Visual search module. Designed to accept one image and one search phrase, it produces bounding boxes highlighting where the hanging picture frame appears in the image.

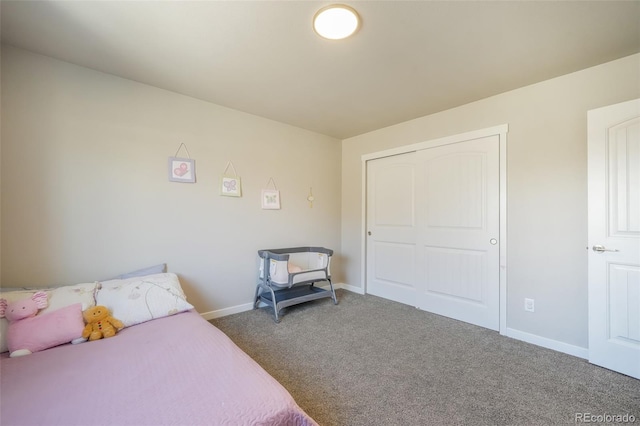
[168,143,196,183]
[221,161,242,197]
[261,190,280,209]
[261,177,281,209]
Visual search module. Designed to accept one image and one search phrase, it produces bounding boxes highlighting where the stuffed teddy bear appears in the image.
[0,292,85,357]
[82,305,124,341]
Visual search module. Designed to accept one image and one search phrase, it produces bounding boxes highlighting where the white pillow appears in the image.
[38,282,99,315]
[96,273,193,328]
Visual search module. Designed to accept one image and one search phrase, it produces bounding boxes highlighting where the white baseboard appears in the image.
[337,282,365,294]
[200,302,254,321]
[201,282,363,320]
[506,327,588,359]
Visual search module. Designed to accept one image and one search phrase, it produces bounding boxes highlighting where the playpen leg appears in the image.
[253,285,261,310]
[327,278,338,305]
[267,286,281,323]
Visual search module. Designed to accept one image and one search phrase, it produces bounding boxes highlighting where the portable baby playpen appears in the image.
[255,247,338,322]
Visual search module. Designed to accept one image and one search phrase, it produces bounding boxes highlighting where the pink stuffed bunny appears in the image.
[0,292,84,357]
[0,291,48,321]
[0,292,48,357]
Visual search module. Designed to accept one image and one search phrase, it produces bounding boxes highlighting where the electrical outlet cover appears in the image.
[524,298,535,312]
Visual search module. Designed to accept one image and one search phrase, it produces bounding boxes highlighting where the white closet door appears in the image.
[415,135,500,331]
[366,152,418,307]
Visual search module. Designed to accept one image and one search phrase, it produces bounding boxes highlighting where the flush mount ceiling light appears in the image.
[313,4,361,40]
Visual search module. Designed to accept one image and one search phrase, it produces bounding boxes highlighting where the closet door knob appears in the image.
[368,231,372,236]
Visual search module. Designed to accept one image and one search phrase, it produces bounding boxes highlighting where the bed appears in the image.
[0,272,317,426]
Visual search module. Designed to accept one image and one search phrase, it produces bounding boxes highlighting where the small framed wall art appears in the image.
[168,157,195,183]
[168,143,196,183]
[261,190,280,209]
[261,177,281,209]
[221,161,242,197]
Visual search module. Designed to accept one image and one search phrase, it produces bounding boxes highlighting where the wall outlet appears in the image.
[524,298,535,312]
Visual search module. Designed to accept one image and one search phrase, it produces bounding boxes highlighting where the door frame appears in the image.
[360,124,509,334]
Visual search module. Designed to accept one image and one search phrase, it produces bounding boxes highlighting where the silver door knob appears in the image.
[592,245,619,253]
[368,231,372,236]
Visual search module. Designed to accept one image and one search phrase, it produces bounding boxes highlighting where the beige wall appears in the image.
[342,54,640,349]
[3,43,639,351]
[0,45,342,314]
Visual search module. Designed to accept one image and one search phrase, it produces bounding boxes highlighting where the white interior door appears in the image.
[416,136,500,331]
[588,98,640,379]
[366,135,500,331]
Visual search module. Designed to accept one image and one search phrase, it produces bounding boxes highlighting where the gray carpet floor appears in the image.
[211,290,640,426]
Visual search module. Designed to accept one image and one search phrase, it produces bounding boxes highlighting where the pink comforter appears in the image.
[0,311,317,426]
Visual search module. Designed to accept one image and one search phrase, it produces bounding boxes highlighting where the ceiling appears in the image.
[1,1,639,139]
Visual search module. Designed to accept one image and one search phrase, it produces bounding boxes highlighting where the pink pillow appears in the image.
[7,303,84,356]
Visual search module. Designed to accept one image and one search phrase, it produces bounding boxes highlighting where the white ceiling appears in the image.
[1,1,639,139]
